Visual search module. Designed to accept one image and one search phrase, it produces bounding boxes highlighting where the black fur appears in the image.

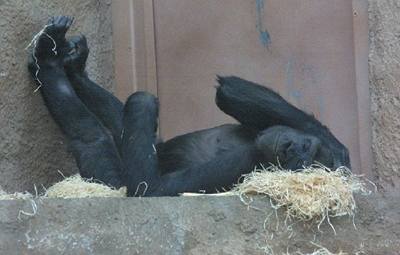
[28,16,350,196]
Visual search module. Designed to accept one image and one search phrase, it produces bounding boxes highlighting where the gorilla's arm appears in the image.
[65,36,124,146]
[215,76,350,168]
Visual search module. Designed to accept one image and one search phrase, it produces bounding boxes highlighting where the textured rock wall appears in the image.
[0,0,114,192]
[369,0,400,190]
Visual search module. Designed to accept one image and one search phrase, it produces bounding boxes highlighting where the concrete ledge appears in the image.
[0,194,399,254]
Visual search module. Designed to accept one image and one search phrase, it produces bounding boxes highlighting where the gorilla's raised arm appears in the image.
[215,76,350,169]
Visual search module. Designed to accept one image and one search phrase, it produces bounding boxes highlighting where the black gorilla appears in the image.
[28,17,350,196]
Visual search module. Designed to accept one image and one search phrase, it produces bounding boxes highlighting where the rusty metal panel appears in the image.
[112,0,370,174]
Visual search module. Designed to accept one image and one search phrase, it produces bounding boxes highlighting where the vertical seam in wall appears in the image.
[129,0,138,92]
[352,0,373,177]
[151,0,162,136]
[350,0,362,174]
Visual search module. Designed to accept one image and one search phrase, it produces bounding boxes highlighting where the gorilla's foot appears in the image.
[28,16,74,88]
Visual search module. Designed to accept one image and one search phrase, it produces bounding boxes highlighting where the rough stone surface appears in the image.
[369,0,400,190]
[0,194,399,255]
[0,0,114,192]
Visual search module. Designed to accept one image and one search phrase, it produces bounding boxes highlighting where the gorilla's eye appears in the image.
[302,139,311,151]
[281,141,292,157]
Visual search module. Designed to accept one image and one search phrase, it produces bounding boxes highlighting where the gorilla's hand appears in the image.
[63,35,89,74]
[329,143,350,170]
[28,16,73,77]
[312,125,351,170]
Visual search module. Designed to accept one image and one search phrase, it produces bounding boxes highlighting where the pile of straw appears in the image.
[43,175,127,199]
[0,174,127,200]
[234,164,368,222]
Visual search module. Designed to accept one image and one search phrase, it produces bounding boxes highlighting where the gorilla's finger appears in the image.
[61,16,69,27]
[68,35,82,44]
[54,16,63,25]
[67,35,88,52]
[47,16,55,25]
[62,54,75,65]
[77,35,88,48]
[80,34,87,44]
[66,16,74,29]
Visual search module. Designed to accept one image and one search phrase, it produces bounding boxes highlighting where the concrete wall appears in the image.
[1,195,399,254]
[369,0,400,190]
[0,0,114,192]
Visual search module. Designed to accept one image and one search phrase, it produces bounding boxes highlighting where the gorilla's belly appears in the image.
[156,124,258,174]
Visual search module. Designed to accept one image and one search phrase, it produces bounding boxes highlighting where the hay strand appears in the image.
[0,187,34,200]
[26,23,58,92]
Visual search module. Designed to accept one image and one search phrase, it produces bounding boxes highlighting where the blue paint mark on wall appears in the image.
[285,59,294,93]
[285,59,302,105]
[255,0,271,47]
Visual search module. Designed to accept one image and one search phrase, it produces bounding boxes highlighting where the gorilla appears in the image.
[27,16,350,196]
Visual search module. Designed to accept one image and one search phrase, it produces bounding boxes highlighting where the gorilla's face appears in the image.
[274,128,322,169]
[256,126,337,170]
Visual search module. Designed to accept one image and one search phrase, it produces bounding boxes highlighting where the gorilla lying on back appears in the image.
[28,17,350,196]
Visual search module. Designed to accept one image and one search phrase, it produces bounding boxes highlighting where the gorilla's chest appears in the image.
[156,124,258,174]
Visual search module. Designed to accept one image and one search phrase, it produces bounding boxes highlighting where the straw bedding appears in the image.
[43,174,127,198]
[234,164,368,221]
[0,174,126,200]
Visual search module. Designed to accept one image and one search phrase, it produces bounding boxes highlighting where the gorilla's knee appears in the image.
[124,91,159,115]
[126,91,157,105]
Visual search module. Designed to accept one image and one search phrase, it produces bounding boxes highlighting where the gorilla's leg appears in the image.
[120,92,161,196]
[149,144,260,196]
[65,36,124,147]
[28,16,123,187]
[215,76,350,168]
[43,78,123,187]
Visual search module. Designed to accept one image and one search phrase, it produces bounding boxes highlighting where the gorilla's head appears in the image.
[255,125,348,170]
